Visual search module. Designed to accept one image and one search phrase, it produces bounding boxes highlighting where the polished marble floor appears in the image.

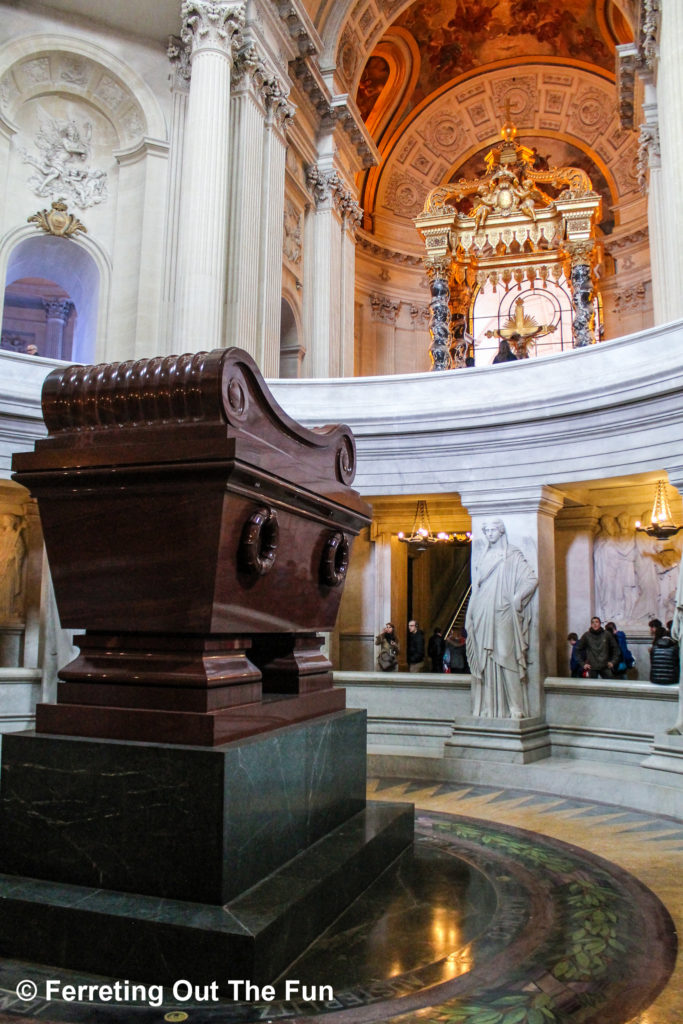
[0,779,679,1024]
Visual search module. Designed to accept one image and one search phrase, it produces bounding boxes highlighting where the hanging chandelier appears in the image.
[398,500,471,551]
[635,480,683,539]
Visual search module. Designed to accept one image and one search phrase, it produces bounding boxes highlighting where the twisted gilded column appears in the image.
[567,242,597,347]
[424,257,453,370]
[174,1,244,352]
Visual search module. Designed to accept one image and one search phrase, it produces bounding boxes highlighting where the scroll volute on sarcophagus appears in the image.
[12,348,371,637]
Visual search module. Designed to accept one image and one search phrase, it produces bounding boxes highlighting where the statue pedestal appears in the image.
[445,715,551,765]
[641,731,683,775]
[0,711,414,985]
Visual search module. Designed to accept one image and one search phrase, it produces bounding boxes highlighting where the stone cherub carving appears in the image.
[466,519,538,719]
[23,115,107,209]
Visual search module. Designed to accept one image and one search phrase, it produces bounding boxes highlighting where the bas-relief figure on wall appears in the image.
[594,510,682,627]
[22,115,108,209]
[668,552,683,736]
[0,513,27,621]
[466,519,538,719]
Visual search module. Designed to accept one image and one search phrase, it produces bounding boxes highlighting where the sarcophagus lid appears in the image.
[13,348,371,635]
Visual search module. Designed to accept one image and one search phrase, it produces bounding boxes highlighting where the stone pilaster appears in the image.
[222,40,294,373]
[161,35,192,350]
[555,505,600,672]
[174,1,245,352]
[303,164,359,377]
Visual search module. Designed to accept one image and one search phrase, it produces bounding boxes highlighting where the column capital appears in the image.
[637,120,661,193]
[42,298,74,321]
[555,504,601,532]
[461,485,565,520]
[167,34,192,92]
[231,43,295,128]
[180,1,245,60]
[305,165,360,224]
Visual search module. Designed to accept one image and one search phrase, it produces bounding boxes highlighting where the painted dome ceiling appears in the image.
[348,0,636,250]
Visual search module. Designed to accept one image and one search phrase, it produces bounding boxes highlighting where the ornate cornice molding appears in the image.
[355,232,423,267]
[273,0,320,58]
[180,1,245,59]
[305,165,361,226]
[604,226,649,253]
[292,59,377,169]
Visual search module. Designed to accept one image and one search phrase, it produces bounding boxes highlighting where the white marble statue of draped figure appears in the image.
[466,519,538,719]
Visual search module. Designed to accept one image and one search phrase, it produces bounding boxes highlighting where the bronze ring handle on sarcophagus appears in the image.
[321,531,350,587]
[240,506,280,575]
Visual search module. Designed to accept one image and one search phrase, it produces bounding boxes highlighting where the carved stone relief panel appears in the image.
[0,511,27,623]
[594,511,682,627]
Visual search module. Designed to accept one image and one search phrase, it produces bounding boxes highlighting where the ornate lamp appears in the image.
[398,500,471,551]
[635,479,683,539]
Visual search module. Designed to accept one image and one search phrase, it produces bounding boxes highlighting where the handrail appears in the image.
[445,583,472,638]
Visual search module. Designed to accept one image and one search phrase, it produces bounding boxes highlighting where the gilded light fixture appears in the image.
[398,500,471,551]
[635,480,683,539]
[415,115,603,370]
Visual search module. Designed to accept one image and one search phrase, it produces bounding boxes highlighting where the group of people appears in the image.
[568,616,679,684]
[375,620,469,674]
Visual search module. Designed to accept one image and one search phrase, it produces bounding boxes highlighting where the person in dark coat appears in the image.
[576,617,621,679]
[649,619,680,685]
[407,620,425,672]
[567,632,583,677]
[427,628,446,673]
[605,621,635,679]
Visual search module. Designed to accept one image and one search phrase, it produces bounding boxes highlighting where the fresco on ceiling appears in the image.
[450,137,615,235]
[357,56,391,121]
[393,0,613,110]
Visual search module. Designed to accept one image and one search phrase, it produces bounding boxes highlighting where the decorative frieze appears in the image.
[614,283,647,314]
[355,232,423,267]
[291,59,376,168]
[369,292,401,324]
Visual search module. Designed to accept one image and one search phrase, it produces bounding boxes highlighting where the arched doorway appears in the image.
[2,235,99,363]
[279,297,304,378]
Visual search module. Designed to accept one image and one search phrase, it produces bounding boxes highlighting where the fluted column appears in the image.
[339,200,362,377]
[655,0,683,322]
[223,48,293,374]
[303,166,359,378]
[161,35,192,351]
[174,1,244,352]
[42,298,73,359]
